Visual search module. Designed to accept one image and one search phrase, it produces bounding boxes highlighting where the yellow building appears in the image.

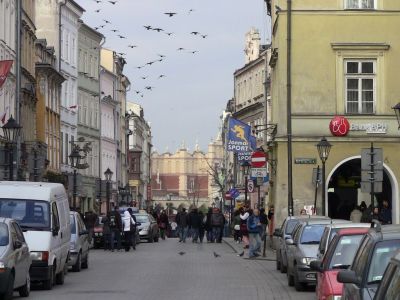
[269,0,400,224]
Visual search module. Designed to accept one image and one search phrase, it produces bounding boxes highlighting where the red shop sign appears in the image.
[329,116,350,137]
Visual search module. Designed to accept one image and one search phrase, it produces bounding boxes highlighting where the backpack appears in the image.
[109,214,117,228]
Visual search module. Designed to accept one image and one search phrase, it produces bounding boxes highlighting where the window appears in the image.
[345,60,375,114]
[381,265,400,300]
[345,0,375,9]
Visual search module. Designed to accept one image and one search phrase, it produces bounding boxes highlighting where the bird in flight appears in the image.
[99,25,106,28]
[108,1,117,4]
[94,27,100,30]
[189,50,199,54]
[188,9,195,14]
[128,45,137,48]
[177,48,185,51]
[158,59,163,62]
[145,86,154,90]
[158,54,166,58]
[201,35,208,39]
[143,25,152,30]
[146,61,155,66]
[94,0,102,3]
[134,90,141,94]
[165,32,174,36]
[158,75,166,79]
[118,52,126,56]
[117,35,126,39]
[152,28,164,32]
[164,12,177,17]
[141,76,147,80]
[95,9,101,13]
[111,29,118,32]
[191,32,200,35]
[103,19,111,24]
[136,66,143,69]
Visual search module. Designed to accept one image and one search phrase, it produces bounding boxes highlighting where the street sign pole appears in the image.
[370,143,375,212]
[313,165,320,215]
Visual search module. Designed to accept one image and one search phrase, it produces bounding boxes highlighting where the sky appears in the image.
[79,0,270,153]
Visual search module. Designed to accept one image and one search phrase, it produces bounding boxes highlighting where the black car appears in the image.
[338,223,400,300]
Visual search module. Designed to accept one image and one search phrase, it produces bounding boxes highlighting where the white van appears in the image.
[0,182,71,290]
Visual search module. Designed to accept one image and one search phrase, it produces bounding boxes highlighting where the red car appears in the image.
[310,227,369,300]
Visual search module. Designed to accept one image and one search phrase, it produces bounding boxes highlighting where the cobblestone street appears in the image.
[20,238,315,300]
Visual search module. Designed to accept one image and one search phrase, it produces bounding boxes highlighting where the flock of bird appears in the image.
[89,0,208,100]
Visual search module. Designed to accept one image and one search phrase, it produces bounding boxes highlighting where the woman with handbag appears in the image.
[122,210,136,251]
[239,207,250,249]
[158,210,169,240]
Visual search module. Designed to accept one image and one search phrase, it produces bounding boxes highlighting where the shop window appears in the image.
[345,0,375,9]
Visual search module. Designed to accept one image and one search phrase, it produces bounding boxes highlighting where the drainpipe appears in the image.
[15,0,21,180]
[287,0,293,216]
[98,36,105,212]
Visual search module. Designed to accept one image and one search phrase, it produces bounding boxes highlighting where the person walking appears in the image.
[84,210,97,246]
[127,208,137,250]
[198,211,205,243]
[350,205,362,223]
[158,210,169,240]
[247,209,262,258]
[188,208,202,243]
[240,207,250,249]
[380,200,392,225]
[259,208,268,242]
[176,208,189,243]
[210,208,225,243]
[233,210,242,243]
[205,208,213,242]
[122,210,136,251]
[108,206,122,252]
[267,205,275,247]
[102,215,111,251]
[170,220,178,238]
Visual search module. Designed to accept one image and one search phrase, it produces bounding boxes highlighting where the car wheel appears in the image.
[148,234,154,243]
[154,235,159,242]
[81,254,89,269]
[280,254,287,273]
[276,251,281,270]
[72,253,82,272]
[55,267,65,285]
[294,268,304,291]
[287,269,294,287]
[0,271,14,300]
[18,272,30,297]
[43,265,54,290]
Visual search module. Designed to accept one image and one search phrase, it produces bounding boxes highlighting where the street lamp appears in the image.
[392,103,400,129]
[2,116,22,181]
[241,161,251,206]
[316,137,332,216]
[69,147,82,211]
[104,167,113,214]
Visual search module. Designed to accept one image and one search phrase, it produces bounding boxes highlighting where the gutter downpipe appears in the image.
[98,35,106,212]
[15,0,21,180]
[287,0,293,216]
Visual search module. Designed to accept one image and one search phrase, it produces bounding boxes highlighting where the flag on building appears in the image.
[0,60,13,89]
[0,106,9,124]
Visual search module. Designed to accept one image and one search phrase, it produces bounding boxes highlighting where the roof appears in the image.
[337,227,370,236]
[369,224,400,241]
[304,219,333,226]
[327,222,371,229]
[0,181,66,200]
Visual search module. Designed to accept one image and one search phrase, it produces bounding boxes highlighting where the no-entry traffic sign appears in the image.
[251,151,267,168]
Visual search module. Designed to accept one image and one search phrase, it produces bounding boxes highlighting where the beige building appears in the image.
[151,137,224,209]
[269,0,400,225]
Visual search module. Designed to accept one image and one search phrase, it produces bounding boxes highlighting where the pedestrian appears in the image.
[206,208,213,242]
[361,204,373,223]
[210,208,225,243]
[350,205,362,223]
[158,210,169,240]
[188,208,202,243]
[380,200,392,225]
[176,207,189,243]
[107,206,122,252]
[233,210,242,243]
[170,220,178,238]
[84,210,97,245]
[127,208,137,250]
[122,210,136,251]
[372,206,380,222]
[240,207,250,249]
[247,209,262,258]
[198,211,205,243]
[300,208,307,215]
[259,208,268,242]
[102,215,111,251]
[267,205,275,247]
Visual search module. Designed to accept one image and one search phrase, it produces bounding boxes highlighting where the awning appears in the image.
[0,60,13,89]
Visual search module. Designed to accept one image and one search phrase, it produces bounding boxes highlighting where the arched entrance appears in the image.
[326,156,398,223]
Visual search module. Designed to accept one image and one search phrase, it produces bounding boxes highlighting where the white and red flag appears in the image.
[0,60,13,89]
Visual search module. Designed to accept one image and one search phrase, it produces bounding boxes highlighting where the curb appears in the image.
[223,238,239,253]
[223,239,277,261]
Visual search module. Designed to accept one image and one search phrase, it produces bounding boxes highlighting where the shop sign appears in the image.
[295,158,317,164]
[329,116,350,136]
[350,123,388,134]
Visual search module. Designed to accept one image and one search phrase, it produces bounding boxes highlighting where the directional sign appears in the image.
[251,151,267,168]
[251,168,268,178]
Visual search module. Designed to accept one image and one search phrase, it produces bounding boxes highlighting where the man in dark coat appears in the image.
[176,208,189,243]
[107,206,122,251]
[210,208,225,243]
[380,200,392,225]
[188,208,202,243]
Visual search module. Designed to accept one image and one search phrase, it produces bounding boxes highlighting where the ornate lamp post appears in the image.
[104,168,113,214]
[241,161,251,207]
[316,137,332,216]
[2,116,22,181]
[69,147,82,211]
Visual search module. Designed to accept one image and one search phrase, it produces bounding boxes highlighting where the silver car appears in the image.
[286,218,333,291]
[134,213,159,243]
[68,212,89,272]
[0,217,31,299]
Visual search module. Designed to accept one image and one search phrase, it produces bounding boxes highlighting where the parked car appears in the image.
[0,182,71,290]
[286,218,333,291]
[68,212,90,272]
[373,249,400,300]
[93,215,106,249]
[311,227,369,300]
[134,213,159,243]
[338,223,400,300]
[0,218,31,299]
[317,222,369,260]
[274,215,330,273]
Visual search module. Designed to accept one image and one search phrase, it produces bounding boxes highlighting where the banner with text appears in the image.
[227,118,256,163]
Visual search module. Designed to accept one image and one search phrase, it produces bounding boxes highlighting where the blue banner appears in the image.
[227,118,254,153]
[237,135,256,163]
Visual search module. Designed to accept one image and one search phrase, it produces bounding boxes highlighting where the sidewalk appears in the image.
[223,237,276,261]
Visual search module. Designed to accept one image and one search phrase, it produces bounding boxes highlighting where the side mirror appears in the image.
[337,270,361,286]
[79,230,89,236]
[273,229,282,237]
[285,238,295,245]
[13,240,23,249]
[52,228,59,237]
[310,260,323,272]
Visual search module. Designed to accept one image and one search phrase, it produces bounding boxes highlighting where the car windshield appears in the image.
[367,240,400,284]
[0,223,9,246]
[135,215,149,223]
[300,225,325,244]
[329,234,364,270]
[70,214,76,234]
[0,199,50,230]
[285,220,299,235]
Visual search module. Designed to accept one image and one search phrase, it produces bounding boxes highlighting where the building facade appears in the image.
[269,0,400,225]
[127,102,152,209]
[77,21,102,213]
